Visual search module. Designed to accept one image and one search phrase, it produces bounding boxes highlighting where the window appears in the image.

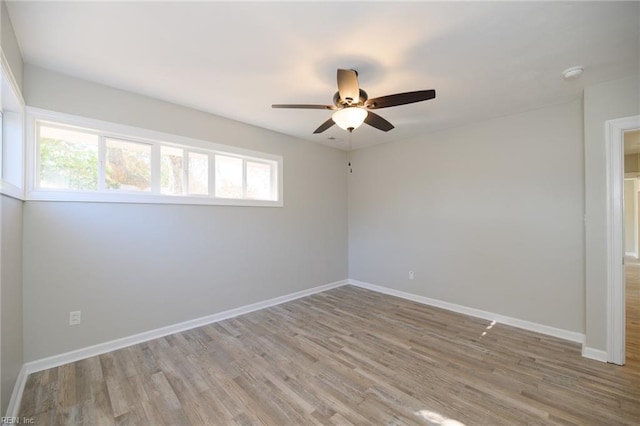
[0,105,24,199]
[246,160,273,200]
[28,109,282,206]
[214,154,275,200]
[37,125,99,191]
[161,146,184,195]
[1,63,26,198]
[105,138,151,191]
[215,154,243,199]
[188,151,209,195]
[161,147,210,196]
[2,111,26,194]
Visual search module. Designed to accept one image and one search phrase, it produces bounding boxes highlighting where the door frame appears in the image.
[623,177,638,258]
[606,114,640,365]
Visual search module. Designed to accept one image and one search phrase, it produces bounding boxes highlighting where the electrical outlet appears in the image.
[409,270,415,280]
[69,310,81,326]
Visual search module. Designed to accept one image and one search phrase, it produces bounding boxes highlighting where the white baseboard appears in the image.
[625,251,638,258]
[582,346,609,362]
[348,279,586,345]
[4,365,27,418]
[24,279,348,375]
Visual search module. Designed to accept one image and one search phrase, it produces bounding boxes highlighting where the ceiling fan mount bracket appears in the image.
[333,89,368,108]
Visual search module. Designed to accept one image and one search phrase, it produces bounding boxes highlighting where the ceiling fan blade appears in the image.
[337,69,359,104]
[365,89,436,109]
[272,104,335,110]
[364,111,394,132]
[313,117,335,134]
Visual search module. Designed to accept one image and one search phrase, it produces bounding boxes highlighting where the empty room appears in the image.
[0,1,639,425]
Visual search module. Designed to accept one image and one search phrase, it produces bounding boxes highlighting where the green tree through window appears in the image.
[39,136,98,190]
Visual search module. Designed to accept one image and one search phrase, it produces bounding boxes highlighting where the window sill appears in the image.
[26,190,283,207]
[1,182,25,201]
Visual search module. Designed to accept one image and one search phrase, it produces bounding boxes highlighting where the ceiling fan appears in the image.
[272,69,436,134]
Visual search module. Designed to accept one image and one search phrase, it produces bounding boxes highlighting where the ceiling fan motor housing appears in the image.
[333,89,368,107]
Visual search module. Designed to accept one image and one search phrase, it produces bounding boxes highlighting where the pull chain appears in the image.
[348,132,353,173]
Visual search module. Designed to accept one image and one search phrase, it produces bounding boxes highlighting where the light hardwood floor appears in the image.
[19,286,640,425]
[626,259,640,370]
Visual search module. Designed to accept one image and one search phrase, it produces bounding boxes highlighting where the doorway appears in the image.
[606,115,640,365]
[623,130,640,369]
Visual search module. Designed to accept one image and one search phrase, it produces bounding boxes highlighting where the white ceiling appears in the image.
[6,1,640,151]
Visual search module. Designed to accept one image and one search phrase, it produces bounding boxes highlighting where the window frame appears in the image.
[26,108,283,207]
[35,121,101,193]
[103,136,153,193]
[0,52,26,200]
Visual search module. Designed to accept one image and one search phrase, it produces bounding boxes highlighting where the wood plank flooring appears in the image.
[19,286,640,425]
[626,260,640,369]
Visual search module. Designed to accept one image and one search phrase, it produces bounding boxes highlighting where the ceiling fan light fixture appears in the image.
[332,107,368,132]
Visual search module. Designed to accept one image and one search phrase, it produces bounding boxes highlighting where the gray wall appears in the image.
[1,0,22,92]
[349,100,585,333]
[584,75,640,351]
[0,0,24,414]
[23,66,348,361]
[1,195,23,413]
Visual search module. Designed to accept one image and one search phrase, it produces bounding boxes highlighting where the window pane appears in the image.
[246,161,272,200]
[3,112,25,189]
[105,138,151,191]
[38,125,99,190]
[215,155,242,198]
[188,152,208,195]
[161,146,184,195]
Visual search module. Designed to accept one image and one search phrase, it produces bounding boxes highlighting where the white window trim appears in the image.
[1,180,24,200]
[26,107,283,207]
[0,49,26,201]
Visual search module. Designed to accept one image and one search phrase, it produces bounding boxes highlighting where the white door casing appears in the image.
[606,115,640,365]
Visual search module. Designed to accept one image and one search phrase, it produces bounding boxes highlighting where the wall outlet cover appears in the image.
[69,310,81,326]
